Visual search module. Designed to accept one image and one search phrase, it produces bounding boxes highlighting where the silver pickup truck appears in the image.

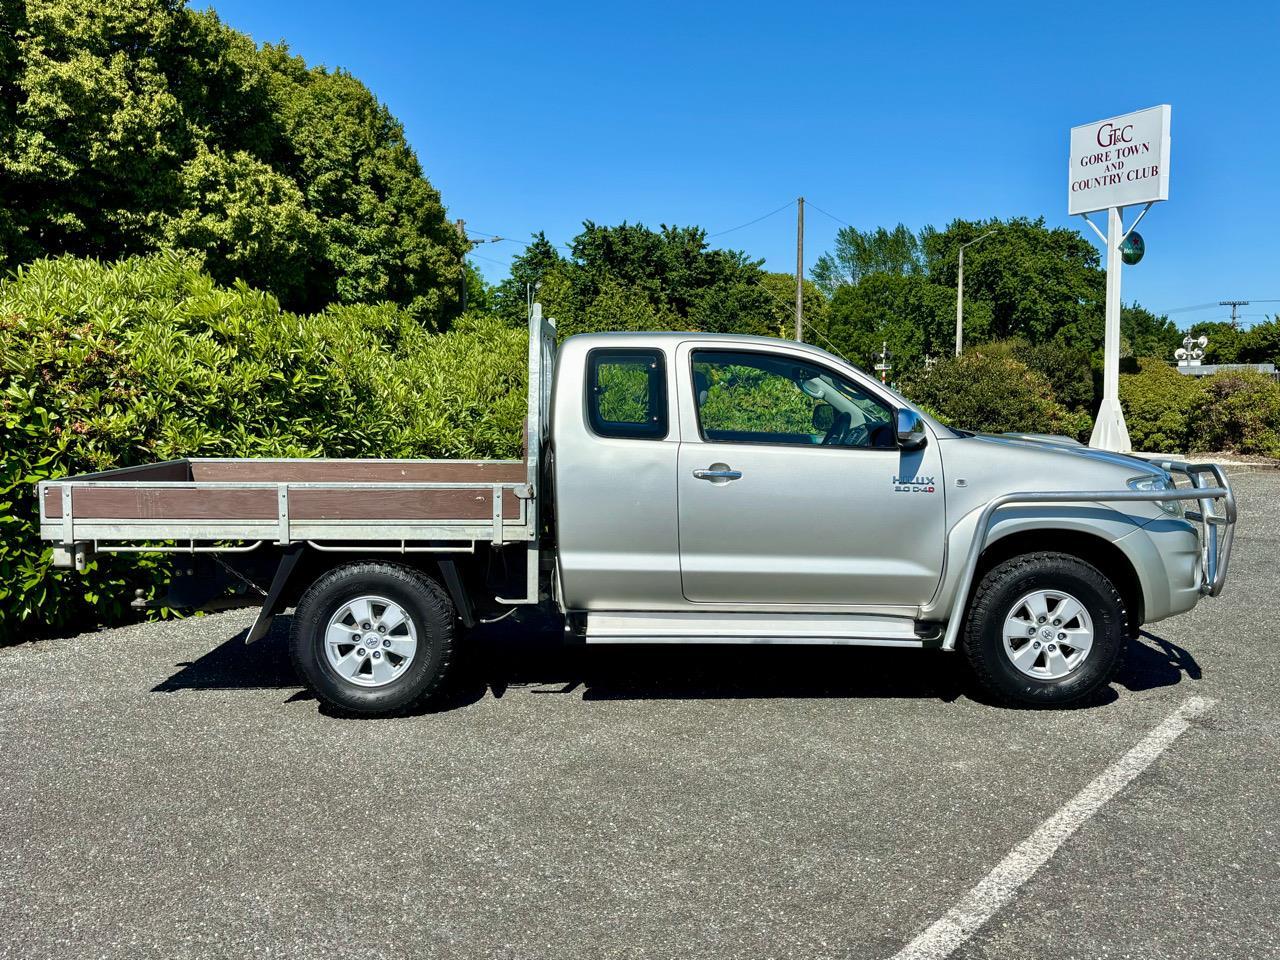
[39,306,1236,714]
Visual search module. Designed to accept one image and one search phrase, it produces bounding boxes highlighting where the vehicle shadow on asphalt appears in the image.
[1119,629,1203,690]
[152,615,1202,715]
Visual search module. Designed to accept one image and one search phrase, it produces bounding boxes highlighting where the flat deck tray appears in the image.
[40,458,532,540]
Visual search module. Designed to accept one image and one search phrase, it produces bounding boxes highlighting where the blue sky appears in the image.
[207,0,1279,328]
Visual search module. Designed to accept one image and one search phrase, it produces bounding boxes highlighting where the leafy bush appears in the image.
[905,351,1089,439]
[1192,370,1280,457]
[0,254,525,642]
[1006,339,1097,414]
[1118,358,1204,453]
[1120,360,1280,455]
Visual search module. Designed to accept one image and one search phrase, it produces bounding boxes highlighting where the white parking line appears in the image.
[891,695,1216,960]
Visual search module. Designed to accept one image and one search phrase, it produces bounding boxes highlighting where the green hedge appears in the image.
[0,254,525,642]
[912,348,1280,456]
[1118,358,1205,453]
[1120,359,1280,456]
[1193,369,1280,457]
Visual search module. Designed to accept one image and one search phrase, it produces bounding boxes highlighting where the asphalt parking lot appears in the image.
[2,471,1278,960]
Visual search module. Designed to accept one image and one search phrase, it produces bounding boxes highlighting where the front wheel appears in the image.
[289,562,456,716]
[963,552,1127,708]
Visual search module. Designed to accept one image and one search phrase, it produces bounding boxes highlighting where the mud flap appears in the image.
[245,545,304,644]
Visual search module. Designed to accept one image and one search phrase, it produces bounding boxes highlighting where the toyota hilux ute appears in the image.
[39,306,1236,714]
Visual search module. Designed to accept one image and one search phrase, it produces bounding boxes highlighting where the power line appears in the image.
[1162,302,1222,315]
[705,199,796,238]
[466,233,538,250]
[470,202,799,257]
[470,197,803,259]
[754,282,854,363]
[467,252,510,268]
[1160,298,1280,315]
[804,200,855,229]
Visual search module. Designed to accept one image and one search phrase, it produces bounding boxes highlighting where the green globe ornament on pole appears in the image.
[1120,231,1145,265]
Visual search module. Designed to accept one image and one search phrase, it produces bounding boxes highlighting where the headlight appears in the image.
[1128,474,1183,516]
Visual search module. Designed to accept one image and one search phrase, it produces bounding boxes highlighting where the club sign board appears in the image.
[1068,105,1170,215]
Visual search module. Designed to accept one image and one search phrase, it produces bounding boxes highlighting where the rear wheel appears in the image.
[963,552,1127,707]
[289,562,455,716]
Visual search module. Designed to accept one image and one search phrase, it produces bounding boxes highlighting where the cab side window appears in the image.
[587,349,668,440]
[691,350,894,448]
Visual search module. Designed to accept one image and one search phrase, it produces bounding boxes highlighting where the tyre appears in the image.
[962,552,1127,708]
[289,562,456,717]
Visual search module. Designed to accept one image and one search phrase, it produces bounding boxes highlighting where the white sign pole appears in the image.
[1068,105,1170,453]
[1090,205,1130,451]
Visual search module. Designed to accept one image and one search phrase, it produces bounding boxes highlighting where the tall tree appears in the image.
[499,222,773,339]
[493,233,564,324]
[0,0,464,323]
[1119,303,1181,360]
[824,272,956,372]
[1239,316,1280,364]
[811,223,925,294]
[813,216,1129,372]
[922,217,1103,347]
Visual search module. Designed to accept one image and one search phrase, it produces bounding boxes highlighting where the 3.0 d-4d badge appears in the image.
[893,474,936,493]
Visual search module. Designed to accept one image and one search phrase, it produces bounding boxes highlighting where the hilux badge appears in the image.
[893,474,936,493]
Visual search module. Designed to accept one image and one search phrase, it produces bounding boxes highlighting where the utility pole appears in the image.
[955,229,996,356]
[454,218,503,315]
[954,249,962,356]
[795,197,805,342]
[455,219,467,312]
[1220,300,1249,329]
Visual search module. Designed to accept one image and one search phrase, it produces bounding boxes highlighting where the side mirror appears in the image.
[811,404,835,433]
[896,409,928,450]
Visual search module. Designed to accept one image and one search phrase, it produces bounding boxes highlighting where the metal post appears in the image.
[456,219,467,313]
[1088,205,1131,452]
[795,197,804,342]
[954,229,995,357]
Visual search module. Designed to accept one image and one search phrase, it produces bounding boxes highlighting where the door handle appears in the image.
[692,466,742,482]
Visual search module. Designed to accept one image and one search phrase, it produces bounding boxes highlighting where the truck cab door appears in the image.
[675,346,945,608]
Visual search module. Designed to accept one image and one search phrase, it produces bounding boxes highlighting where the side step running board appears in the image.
[583,611,927,647]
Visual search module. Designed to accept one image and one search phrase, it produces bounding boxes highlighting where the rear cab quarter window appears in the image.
[586,348,669,440]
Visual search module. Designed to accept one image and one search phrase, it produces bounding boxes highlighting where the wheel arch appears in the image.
[975,529,1144,637]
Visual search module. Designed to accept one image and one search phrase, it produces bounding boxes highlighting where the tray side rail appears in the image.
[38,476,535,566]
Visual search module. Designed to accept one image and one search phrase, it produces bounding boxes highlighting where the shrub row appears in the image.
[0,254,525,642]
[1120,358,1280,456]
[904,345,1280,457]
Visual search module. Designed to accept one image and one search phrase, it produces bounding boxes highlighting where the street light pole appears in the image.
[955,229,996,356]
[795,197,805,342]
